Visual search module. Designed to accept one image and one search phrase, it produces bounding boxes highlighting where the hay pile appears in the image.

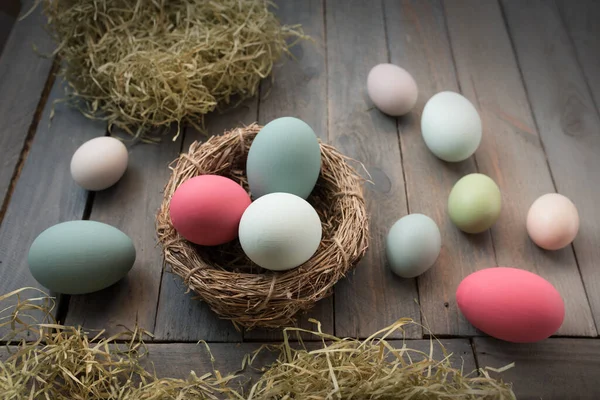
[247,320,516,399]
[36,0,305,140]
[0,289,515,399]
[0,288,237,399]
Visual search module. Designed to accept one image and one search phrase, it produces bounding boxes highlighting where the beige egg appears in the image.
[70,136,129,191]
[367,63,418,116]
[526,193,579,250]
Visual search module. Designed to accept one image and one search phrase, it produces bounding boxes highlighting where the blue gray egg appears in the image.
[385,213,442,278]
[28,220,136,294]
[246,117,321,199]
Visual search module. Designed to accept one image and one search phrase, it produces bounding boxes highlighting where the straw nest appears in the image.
[156,124,369,329]
[36,0,305,140]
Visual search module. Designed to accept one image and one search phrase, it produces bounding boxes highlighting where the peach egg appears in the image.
[526,193,579,250]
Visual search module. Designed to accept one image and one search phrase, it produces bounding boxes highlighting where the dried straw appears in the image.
[0,289,516,399]
[35,0,305,140]
[0,288,238,399]
[156,124,370,330]
[245,319,517,399]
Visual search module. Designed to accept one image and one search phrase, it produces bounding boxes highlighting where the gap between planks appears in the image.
[500,0,600,335]
[0,0,57,224]
[439,0,596,337]
[0,59,58,224]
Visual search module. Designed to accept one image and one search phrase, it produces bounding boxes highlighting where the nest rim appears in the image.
[156,124,369,329]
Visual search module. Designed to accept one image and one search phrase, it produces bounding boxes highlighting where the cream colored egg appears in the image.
[367,63,418,116]
[421,91,482,162]
[70,136,129,191]
[527,193,579,250]
[238,192,322,271]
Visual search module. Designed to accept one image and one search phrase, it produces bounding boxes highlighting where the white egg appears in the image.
[421,91,482,162]
[70,136,129,191]
[367,63,418,116]
[238,192,322,271]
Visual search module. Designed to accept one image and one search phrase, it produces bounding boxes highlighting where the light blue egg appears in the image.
[247,117,321,199]
[385,214,441,278]
[28,220,136,294]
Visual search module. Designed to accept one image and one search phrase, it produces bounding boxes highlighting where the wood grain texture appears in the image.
[65,130,181,337]
[152,100,258,342]
[145,338,476,380]
[327,0,420,339]
[0,0,55,210]
[556,0,600,115]
[0,339,475,395]
[383,0,496,337]
[154,247,243,342]
[145,342,273,396]
[186,98,260,149]
[443,0,596,336]
[0,11,16,58]
[474,337,600,399]
[0,1,20,17]
[245,0,332,341]
[0,79,105,335]
[502,0,600,334]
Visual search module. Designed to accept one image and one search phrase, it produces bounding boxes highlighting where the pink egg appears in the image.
[169,175,251,246]
[367,63,418,116]
[456,267,564,343]
[527,193,579,250]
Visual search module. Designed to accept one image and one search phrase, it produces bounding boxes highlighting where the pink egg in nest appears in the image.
[169,175,251,246]
[456,267,565,343]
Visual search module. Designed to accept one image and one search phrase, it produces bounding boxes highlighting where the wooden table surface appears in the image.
[1,0,599,398]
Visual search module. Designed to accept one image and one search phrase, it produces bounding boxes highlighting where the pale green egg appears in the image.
[247,117,321,199]
[448,173,502,234]
[385,214,442,278]
[28,220,136,294]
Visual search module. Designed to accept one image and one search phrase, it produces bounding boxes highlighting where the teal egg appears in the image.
[385,214,442,278]
[247,117,321,199]
[28,220,136,294]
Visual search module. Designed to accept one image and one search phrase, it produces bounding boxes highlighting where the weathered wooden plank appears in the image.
[0,79,105,335]
[256,0,326,128]
[556,0,600,115]
[65,131,181,337]
[144,342,270,395]
[152,100,258,342]
[0,0,20,17]
[245,0,331,341]
[0,11,15,58]
[383,0,496,337]
[327,0,420,339]
[0,0,55,213]
[474,337,600,399]
[502,0,600,333]
[0,339,475,396]
[145,339,476,382]
[443,0,596,336]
